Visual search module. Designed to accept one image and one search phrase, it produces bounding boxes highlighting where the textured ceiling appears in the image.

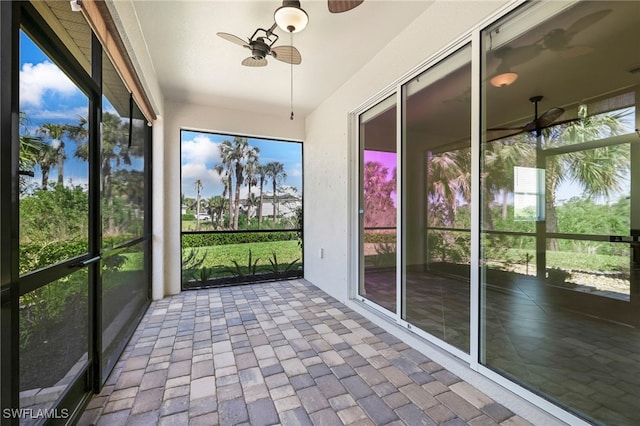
[131,0,433,119]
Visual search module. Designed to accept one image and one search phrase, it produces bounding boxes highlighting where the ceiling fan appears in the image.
[539,9,611,58]
[489,9,610,84]
[328,0,364,13]
[217,23,301,67]
[487,96,577,141]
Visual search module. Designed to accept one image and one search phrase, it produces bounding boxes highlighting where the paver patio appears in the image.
[79,279,535,426]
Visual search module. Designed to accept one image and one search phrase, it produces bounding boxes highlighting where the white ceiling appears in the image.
[131,0,433,119]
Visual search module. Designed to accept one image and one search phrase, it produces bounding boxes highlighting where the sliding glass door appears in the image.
[358,95,397,313]
[402,45,472,353]
[355,1,639,424]
[480,2,639,424]
[17,9,97,420]
[2,2,152,422]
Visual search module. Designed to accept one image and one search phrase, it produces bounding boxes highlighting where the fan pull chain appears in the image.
[290,31,294,120]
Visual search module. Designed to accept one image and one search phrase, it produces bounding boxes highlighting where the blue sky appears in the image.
[20,30,139,192]
[181,130,303,200]
[20,30,90,190]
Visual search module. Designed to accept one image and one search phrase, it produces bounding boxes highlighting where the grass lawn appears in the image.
[492,248,628,273]
[183,240,302,279]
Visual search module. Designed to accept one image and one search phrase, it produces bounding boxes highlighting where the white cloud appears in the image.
[29,106,87,121]
[182,163,222,198]
[288,162,302,177]
[182,134,221,163]
[20,61,78,107]
[181,135,225,198]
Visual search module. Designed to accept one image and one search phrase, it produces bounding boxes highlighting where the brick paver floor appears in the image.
[79,279,533,426]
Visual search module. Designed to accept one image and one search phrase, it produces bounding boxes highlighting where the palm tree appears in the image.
[264,161,286,224]
[245,160,259,203]
[426,148,471,227]
[206,196,225,228]
[37,123,68,186]
[18,112,45,194]
[194,179,203,231]
[214,163,231,228]
[481,110,629,275]
[73,112,130,200]
[481,138,535,225]
[363,161,396,228]
[219,137,260,230]
[246,193,260,221]
[35,144,58,190]
[544,111,629,239]
[256,164,267,227]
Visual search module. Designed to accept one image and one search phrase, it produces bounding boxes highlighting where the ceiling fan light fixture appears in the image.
[490,71,518,88]
[275,1,308,33]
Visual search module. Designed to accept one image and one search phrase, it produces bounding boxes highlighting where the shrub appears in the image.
[182,231,296,248]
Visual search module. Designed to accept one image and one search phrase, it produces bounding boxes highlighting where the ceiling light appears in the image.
[490,71,518,88]
[274,1,309,33]
[70,0,82,12]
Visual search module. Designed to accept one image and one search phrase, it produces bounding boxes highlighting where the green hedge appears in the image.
[182,231,297,248]
[364,233,396,244]
[20,236,140,274]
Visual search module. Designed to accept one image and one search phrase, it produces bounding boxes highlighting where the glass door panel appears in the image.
[402,45,471,353]
[19,270,88,417]
[101,242,147,378]
[100,51,150,383]
[17,20,94,423]
[19,30,90,273]
[480,2,640,424]
[359,95,397,313]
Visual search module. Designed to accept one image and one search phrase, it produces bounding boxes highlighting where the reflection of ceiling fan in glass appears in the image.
[487,96,578,141]
[489,9,611,87]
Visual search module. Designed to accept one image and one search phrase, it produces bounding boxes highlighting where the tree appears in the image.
[37,123,68,186]
[18,112,46,194]
[264,161,286,224]
[246,193,259,220]
[73,112,130,234]
[219,137,260,230]
[35,144,58,191]
[426,148,471,227]
[215,157,232,228]
[544,111,629,239]
[194,179,203,231]
[256,164,267,227]
[363,161,395,228]
[205,196,225,228]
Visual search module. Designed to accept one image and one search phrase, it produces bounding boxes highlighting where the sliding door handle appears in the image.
[71,255,101,268]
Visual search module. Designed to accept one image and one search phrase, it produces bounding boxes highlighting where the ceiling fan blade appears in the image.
[494,44,542,67]
[242,57,267,67]
[486,129,525,143]
[328,0,364,13]
[217,32,249,48]
[558,45,593,58]
[271,45,302,65]
[488,126,526,131]
[528,107,565,131]
[567,9,611,36]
